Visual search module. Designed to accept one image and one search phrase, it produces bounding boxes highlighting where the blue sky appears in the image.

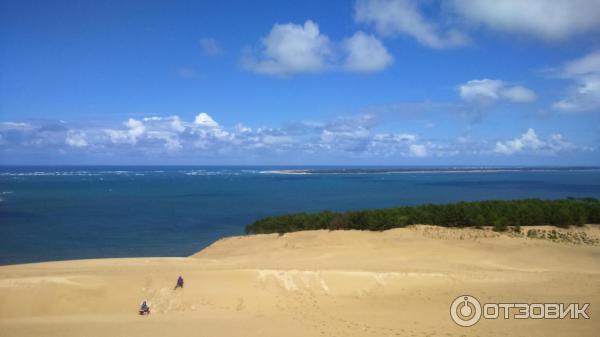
[1,0,599,165]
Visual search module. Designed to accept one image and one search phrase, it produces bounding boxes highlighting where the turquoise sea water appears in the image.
[1,166,600,265]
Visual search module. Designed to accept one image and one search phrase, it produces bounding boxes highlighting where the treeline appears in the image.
[245,198,600,234]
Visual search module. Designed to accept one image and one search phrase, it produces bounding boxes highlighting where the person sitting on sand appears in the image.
[139,300,150,315]
[175,275,184,289]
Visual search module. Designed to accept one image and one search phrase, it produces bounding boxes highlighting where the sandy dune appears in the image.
[1,225,599,337]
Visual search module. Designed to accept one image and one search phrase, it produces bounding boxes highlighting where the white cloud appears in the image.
[317,115,375,150]
[245,20,393,75]
[146,131,182,151]
[234,123,252,134]
[199,38,222,56]
[244,20,332,75]
[107,118,146,145]
[342,31,393,72]
[194,112,219,128]
[0,114,584,161]
[355,0,469,48]
[125,118,145,137]
[190,113,234,147]
[500,86,538,103]
[169,116,186,133]
[552,50,600,113]
[451,0,600,41]
[105,113,230,151]
[0,122,31,130]
[353,1,600,48]
[494,128,574,155]
[373,133,416,143]
[366,132,424,158]
[562,50,600,77]
[261,134,295,145]
[459,79,537,104]
[320,128,369,143]
[409,143,427,157]
[553,77,600,112]
[65,131,88,147]
[143,116,186,133]
[459,79,503,101]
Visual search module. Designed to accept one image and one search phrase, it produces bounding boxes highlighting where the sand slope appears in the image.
[1,225,599,337]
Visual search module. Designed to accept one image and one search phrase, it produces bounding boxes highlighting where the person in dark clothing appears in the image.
[175,275,184,289]
[139,300,150,315]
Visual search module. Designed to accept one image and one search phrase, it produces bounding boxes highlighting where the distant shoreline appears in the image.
[264,166,600,175]
[2,165,600,177]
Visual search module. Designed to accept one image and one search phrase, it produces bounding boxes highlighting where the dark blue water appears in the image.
[1,166,600,265]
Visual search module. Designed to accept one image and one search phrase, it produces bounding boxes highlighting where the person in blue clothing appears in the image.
[175,275,184,289]
[139,300,150,315]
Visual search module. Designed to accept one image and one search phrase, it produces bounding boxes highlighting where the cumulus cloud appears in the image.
[342,31,393,72]
[552,50,600,113]
[103,113,233,151]
[107,118,146,145]
[408,144,427,157]
[451,0,600,41]
[65,131,88,147]
[146,131,182,151]
[194,112,219,128]
[244,20,332,75]
[494,128,575,155]
[169,116,185,132]
[355,0,469,48]
[459,79,537,104]
[244,20,392,75]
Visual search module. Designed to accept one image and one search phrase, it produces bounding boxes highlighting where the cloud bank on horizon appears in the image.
[0,111,586,165]
[0,0,599,165]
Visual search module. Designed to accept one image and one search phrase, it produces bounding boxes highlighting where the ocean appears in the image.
[1,166,600,265]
